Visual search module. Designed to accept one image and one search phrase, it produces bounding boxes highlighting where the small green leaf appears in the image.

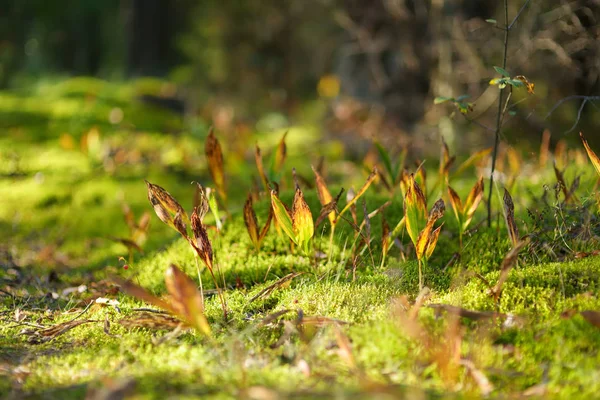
[493,66,510,77]
[508,110,517,116]
[485,19,497,24]
[434,96,453,105]
[271,190,297,244]
[508,79,525,88]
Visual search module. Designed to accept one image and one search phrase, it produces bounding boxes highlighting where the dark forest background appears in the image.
[2,0,599,151]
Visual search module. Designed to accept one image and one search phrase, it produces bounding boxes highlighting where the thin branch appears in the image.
[508,0,532,30]
[488,0,510,227]
[545,95,600,119]
[565,99,588,134]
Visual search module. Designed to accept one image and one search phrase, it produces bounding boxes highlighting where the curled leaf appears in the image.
[255,144,269,190]
[416,199,445,260]
[580,132,600,177]
[205,129,226,201]
[273,132,288,174]
[292,186,314,252]
[145,181,188,231]
[244,194,260,249]
[463,177,484,230]
[271,190,296,244]
[447,186,462,224]
[503,189,519,247]
[490,239,529,301]
[312,165,335,225]
[191,207,214,272]
[404,174,428,247]
[165,264,211,336]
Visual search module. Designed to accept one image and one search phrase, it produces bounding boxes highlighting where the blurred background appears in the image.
[2,0,599,153]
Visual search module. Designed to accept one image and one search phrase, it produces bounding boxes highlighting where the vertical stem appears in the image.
[194,254,205,310]
[418,259,423,291]
[459,230,463,252]
[487,0,510,227]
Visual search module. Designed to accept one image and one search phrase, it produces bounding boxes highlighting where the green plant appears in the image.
[447,177,484,250]
[404,174,445,290]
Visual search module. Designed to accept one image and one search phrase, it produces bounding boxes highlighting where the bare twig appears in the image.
[488,0,510,227]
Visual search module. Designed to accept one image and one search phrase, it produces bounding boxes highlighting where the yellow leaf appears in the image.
[415,199,445,260]
[425,224,443,260]
[404,174,428,248]
[312,166,335,225]
[447,186,463,225]
[580,132,600,177]
[243,194,260,250]
[462,177,484,231]
[292,187,314,252]
[271,190,296,244]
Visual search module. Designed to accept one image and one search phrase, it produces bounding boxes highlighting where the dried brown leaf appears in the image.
[503,189,519,247]
[250,272,304,302]
[580,310,600,328]
[255,144,269,190]
[428,304,506,321]
[205,128,226,200]
[491,239,529,301]
[145,180,188,230]
[191,207,214,271]
[119,312,182,330]
[244,194,260,249]
[165,264,211,335]
[27,320,95,343]
[580,132,600,177]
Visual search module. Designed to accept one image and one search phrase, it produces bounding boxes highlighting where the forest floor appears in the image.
[1,78,600,399]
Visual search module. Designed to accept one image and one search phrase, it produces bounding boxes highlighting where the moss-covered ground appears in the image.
[1,78,600,399]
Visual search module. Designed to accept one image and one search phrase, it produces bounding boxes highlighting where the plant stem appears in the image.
[194,255,205,310]
[418,259,423,291]
[487,0,510,227]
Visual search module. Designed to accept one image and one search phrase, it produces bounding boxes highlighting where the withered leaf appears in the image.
[145,180,188,230]
[255,144,269,190]
[580,132,600,177]
[205,128,226,200]
[503,189,519,247]
[244,194,260,249]
[119,312,182,330]
[312,165,335,225]
[580,310,600,329]
[117,279,175,314]
[250,272,304,302]
[315,188,344,228]
[26,320,95,343]
[333,324,356,370]
[460,359,494,396]
[191,207,214,271]
[108,237,143,254]
[273,131,288,173]
[165,264,211,336]
[428,304,506,321]
[490,239,529,301]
